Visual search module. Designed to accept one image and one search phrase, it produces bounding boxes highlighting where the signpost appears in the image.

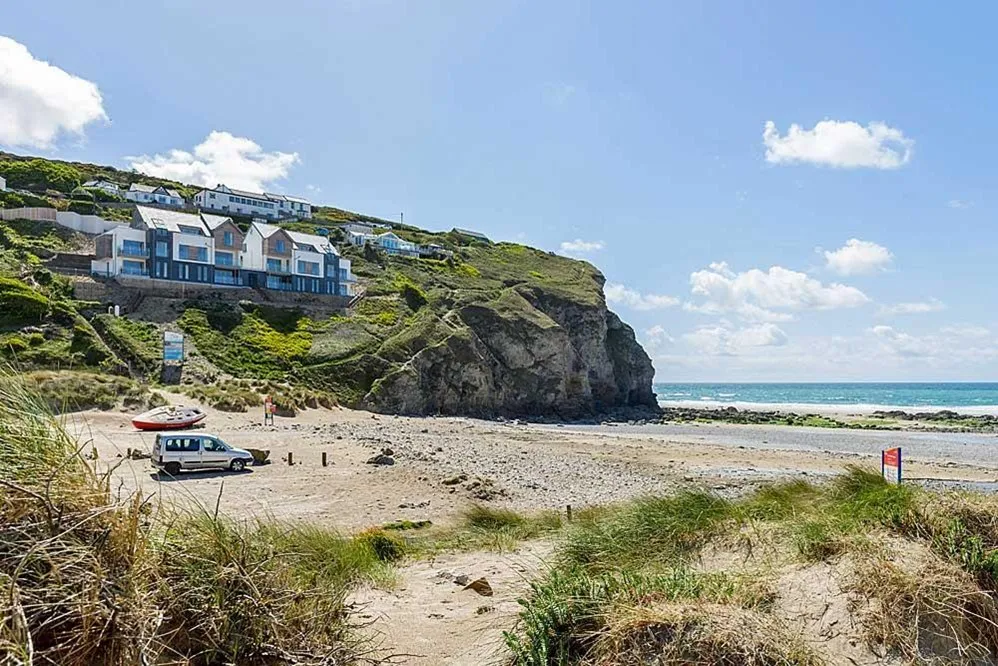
[163,331,185,363]
[882,447,902,485]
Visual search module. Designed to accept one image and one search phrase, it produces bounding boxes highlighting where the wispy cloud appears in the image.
[948,199,972,209]
[605,283,679,311]
[559,238,604,254]
[763,119,913,169]
[879,298,945,316]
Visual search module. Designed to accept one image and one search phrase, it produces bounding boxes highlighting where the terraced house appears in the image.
[91,206,353,295]
[242,222,353,295]
[123,183,186,208]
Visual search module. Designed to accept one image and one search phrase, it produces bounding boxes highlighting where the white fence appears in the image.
[0,207,122,234]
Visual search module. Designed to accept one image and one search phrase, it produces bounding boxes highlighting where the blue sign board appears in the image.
[163,331,184,362]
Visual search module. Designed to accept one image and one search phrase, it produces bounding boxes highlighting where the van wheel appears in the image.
[230,459,246,473]
[164,462,181,476]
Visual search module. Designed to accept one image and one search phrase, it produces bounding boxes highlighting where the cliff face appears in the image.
[364,281,656,418]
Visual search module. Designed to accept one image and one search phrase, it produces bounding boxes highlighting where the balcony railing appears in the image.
[213,274,241,286]
[266,264,291,275]
[120,267,149,277]
[118,245,146,257]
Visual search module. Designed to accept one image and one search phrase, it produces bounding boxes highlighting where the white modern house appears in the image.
[124,183,186,208]
[91,225,149,278]
[83,180,122,197]
[347,230,421,258]
[0,175,6,191]
[193,185,312,220]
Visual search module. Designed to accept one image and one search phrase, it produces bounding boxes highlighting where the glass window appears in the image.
[275,240,286,253]
[266,258,283,272]
[209,192,216,199]
[155,241,168,257]
[223,231,233,246]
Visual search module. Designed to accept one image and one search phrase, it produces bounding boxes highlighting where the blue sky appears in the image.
[3,1,998,381]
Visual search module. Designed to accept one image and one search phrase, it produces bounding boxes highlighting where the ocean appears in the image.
[654,383,998,412]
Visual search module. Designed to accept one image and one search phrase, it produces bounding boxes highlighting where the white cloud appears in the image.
[543,82,577,106]
[879,298,945,316]
[948,199,972,209]
[686,261,869,321]
[0,36,108,149]
[823,239,893,276]
[643,325,675,353]
[869,325,998,361]
[128,131,299,191]
[560,239,604,254]
[683,322,788,356]
[763,120,913,169]
[605,283,679,311]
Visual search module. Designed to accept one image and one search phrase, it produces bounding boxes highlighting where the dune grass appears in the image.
[504,468,998,664]
[0,372,384,665]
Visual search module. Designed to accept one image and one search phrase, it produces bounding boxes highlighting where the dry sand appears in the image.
[63,397,998,665]
[69,396,998,531]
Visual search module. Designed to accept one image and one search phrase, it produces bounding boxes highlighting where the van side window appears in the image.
[164,438,182,452]
[185,438,201,452]
[203,438,226,452]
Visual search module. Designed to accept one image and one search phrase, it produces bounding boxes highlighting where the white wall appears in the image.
[292,249,326,277]
[172,233,214,263]
[242,226,265,271]
[0,176,5,191]
[55,211,120,235]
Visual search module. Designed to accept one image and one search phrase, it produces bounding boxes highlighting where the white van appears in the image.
[151,432,254,476]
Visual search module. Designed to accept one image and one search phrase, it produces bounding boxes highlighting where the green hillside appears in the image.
[0,154,655,418]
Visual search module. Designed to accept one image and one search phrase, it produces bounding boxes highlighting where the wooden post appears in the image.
[288,451,294,466]
[566,504,573,522]
[322,451,327,467]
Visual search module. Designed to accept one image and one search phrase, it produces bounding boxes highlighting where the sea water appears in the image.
[654,383,998,410]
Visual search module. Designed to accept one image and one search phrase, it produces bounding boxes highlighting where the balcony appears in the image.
[265,262,290,275]
[118,245,146,257]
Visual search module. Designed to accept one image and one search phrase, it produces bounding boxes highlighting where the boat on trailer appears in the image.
[132,405,206,431]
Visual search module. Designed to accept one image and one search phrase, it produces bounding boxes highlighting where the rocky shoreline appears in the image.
[650,405,998,433]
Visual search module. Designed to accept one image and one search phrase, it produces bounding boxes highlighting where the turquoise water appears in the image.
[654,383,998,409]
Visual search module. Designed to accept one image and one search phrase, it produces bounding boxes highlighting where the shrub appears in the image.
[67,200,96,215]
[356,528,407,562]
[0,158,82,192]
[0,277,50,326]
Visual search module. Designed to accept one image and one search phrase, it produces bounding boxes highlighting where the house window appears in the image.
[156,262,167,278]
[266,258,284,273]
[275,240,286,253]
[209,192,216,199]
[297,260,319,276]
[216,251,233,266]
[121,240,144,257]
[223,231,233,246]
[122,260,145,276]
[156,241,168,258]
[178,245,208,262]
[178,226,202,236]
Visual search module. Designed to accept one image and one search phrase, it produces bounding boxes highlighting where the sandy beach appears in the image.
[66,396,998,532]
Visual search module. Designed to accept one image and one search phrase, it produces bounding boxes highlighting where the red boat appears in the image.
[132,406,206,431]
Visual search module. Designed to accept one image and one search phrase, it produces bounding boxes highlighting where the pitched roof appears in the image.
[201,213,237,231]
[453,227,488,240]
[134,206,208,235]
[288,230,337,255]
[252,221,336,255]
[129,183,184,199]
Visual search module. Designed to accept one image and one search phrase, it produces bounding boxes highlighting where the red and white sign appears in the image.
[882,447,902,484]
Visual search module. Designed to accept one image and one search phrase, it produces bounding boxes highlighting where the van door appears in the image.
[200,437,230,468]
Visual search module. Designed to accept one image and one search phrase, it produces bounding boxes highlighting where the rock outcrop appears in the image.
[364,280,655,418]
